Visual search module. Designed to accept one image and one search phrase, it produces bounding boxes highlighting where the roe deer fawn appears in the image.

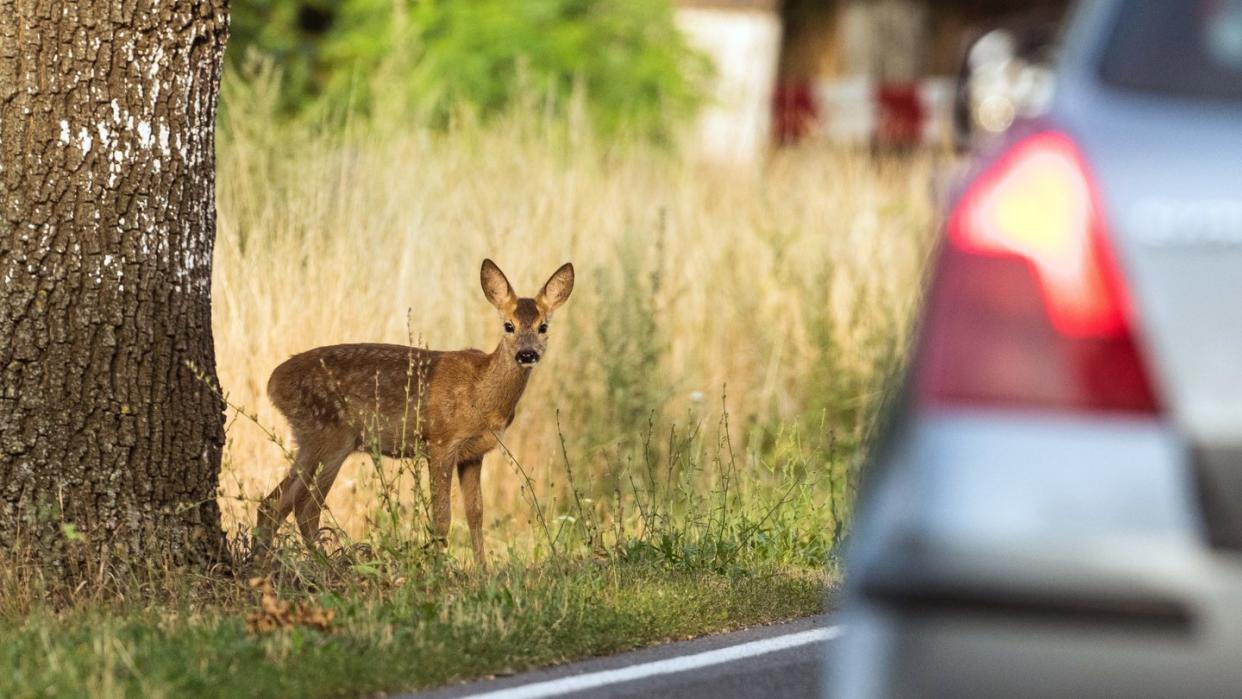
[255,259,574,566]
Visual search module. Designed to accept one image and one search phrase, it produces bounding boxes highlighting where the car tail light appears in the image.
[916,131,1159,413]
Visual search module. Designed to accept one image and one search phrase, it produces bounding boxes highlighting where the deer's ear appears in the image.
[537,262,575,312]
[481,259,516,310]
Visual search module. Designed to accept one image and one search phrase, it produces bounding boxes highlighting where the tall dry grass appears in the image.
[211,76,935,548]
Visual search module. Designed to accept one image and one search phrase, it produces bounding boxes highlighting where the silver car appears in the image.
[833,1,1242,697]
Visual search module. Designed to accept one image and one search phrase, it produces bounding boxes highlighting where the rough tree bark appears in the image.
[0,0,230,573]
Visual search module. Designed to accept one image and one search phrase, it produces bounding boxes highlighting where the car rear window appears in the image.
[1101,0,1242,101]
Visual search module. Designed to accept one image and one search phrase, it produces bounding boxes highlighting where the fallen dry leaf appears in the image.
[245,577,336,634]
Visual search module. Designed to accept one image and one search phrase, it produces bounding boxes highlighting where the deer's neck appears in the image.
[479,343,532,419]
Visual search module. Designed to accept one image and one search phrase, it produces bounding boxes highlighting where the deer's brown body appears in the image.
[255,260,574,566]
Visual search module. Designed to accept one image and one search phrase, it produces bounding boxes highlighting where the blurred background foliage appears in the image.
[229,0,710,138]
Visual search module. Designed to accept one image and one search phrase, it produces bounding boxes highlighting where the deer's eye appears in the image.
[504,322,515,333]
[538,323,548,334]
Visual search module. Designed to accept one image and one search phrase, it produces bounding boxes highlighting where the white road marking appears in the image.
[462,625,843,699]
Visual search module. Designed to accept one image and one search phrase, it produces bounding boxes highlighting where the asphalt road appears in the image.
[406,614,837,699]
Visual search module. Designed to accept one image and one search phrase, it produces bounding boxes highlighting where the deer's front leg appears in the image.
[428,446,455,547]
[457,457,486,569]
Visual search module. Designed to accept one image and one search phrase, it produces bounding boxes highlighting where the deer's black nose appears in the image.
[515,350,540,365]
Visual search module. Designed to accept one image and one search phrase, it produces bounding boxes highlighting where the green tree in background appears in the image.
[227,0,331,112]
[230,0,707,138]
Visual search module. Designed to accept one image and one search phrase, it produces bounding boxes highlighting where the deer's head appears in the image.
[481,259,574,368]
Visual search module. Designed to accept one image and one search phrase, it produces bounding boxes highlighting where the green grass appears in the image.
[1,405,844,698]
[0,557,831,698]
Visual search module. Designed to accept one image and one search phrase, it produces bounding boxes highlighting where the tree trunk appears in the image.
[0,0,230,573]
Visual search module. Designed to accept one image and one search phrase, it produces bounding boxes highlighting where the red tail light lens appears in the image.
[917,131,1159,413]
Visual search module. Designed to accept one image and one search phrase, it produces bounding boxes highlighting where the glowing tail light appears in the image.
[917,131,1159,413]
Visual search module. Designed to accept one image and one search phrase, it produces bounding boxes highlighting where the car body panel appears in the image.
[1058,63,1242,445]
[831,0,1242,695]
[835,413,1222,698]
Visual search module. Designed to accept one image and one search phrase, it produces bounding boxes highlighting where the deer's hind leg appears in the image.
[293,433,357,548]
[256,472,302,553]
[255,429,354,551]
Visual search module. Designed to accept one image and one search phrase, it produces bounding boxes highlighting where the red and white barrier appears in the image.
[775,75,955,148]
